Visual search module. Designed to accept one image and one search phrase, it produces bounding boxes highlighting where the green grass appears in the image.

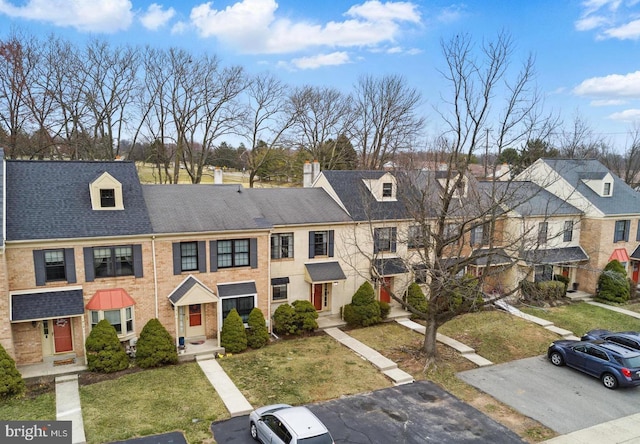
[80,363,227,444]
[0,392,55,421]
[519,302,640,336]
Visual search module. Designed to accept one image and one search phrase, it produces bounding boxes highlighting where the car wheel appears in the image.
[601,373,619,390]
[549,351,564,366]
[250,422,259,441]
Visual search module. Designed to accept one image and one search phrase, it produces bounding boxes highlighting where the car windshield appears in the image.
[622,355,640,368]
[298,432,334,444]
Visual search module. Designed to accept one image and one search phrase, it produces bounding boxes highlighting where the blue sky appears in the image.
[1,0,640,151]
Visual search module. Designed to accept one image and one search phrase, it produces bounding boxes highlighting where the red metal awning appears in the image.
[609,248,630,263]
[86,288,135,310]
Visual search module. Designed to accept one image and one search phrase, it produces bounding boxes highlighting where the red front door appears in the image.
[189,304,202,326]
[634,262,639,284]
[380,277,392,303]
[312,284,323,310]
[53,318,73,353]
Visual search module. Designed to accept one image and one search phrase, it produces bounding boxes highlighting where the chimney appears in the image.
[312,159,320,183]
[303,161,313,188]
[214,166,223,184]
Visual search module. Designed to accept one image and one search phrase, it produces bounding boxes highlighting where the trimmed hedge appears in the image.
[343,281,381,327]
[247,308,269,349]
[273,303,297,335]
[597,260,630,304]
[220,309,247,353]
[520,280,566,302]
[273,300,318,335]
[85,319,129,373]
[406,282,427,319]
[0,343,24,400]
[135,318,178,368]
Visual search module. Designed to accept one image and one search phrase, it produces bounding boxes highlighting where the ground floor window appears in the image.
[221,296,255,323]
[534,265,554,282]
[272,284,288,301]
[90,306,134,336]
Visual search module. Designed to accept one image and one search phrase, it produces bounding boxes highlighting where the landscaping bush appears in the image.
[597,260,630,304]
[0,343,24,400]
[553,274,569,294]
[135,318,178,368]
[292,300,319,333]
[520,279,565,303]
[378,300,390,319]
[344,281,381,327]
[85,319,129,373]
[273,303,297,335]
[406,282,427,319]
[247,308,269,349]
[220,309,247,353]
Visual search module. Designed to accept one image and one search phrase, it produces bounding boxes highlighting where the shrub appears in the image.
[220,309,247,353]
[292,300,319,333]
[85,319,129,373]
[520,279,565,303]
[597,260,630,304]
[378,300,390,319]
[0,343,24,400]
[273,303,297,335]
[553,274,569,294]
[406,282,427,319]
[247,308,269,348]
[344,281,381,327]
[135,318,178,368]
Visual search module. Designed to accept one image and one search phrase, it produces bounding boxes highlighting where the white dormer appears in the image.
[437,173,468,198]
[363,172,397,202]
[90,172,124,210]
[581,172,613,197]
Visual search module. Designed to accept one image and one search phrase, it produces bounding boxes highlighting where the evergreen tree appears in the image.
[136,318,178,368]
[220,309,248,353]
[85,320,129,373]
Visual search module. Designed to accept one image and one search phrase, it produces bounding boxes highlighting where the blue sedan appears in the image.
[547,340,640,389]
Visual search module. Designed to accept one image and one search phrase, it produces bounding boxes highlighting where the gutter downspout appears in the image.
[152,236,158,318]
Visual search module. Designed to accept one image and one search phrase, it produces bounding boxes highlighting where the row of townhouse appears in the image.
[2,153,640,368]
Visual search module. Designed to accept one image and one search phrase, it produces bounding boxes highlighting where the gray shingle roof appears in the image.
[218,281,257,297]
[487,181,582,217]
[11,289,84,321]
[305,261,347,282]
[6,160,153,240]
[520,246,589,264]
[543,158,640,215]
[374,258,408,276]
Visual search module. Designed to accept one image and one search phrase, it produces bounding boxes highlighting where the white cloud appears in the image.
[603,18,640,39]
[171,21,188,35]
[574,71,640,98]
[591,99,627,106]
[189,0,422,54]
[140,3,175,31]
[609,108,640,122]
[575,0,640,39]
[0,0,133,32]
[290,52,351,69]
[436,4,465,24]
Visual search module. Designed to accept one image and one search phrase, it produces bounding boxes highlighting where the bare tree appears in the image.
[600,124,640,188]
[348,74,424,170]
[557,112,605,159]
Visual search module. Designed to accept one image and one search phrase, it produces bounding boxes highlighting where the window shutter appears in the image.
[328,230,335,257]
[133,244,143,278]
[470,227,477,246]
[210,240,218,272]
[250,238,258,269]
[172,243,181,275]
[198,241,206,273]
[391,228,397,252]
[625,220,631,241]
[373,230,379,254]
[309,231,315,259]
[33,250,46,286]
[83,247,95,282]
[64,248,77,283]
[636,221,640,242]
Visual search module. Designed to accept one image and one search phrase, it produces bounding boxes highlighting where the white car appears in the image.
[249,404,334,444]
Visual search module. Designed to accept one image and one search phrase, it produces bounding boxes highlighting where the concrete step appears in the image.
[383,368,414,385]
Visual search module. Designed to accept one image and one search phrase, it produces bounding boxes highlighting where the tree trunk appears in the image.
[422,315,438,370]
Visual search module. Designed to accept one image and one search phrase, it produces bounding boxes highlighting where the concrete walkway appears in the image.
[494,300,580,340]
[324,327,414,385]
[395,318,494,367]
[196,354,253,417]
[542,412,640,443]
[55,374,86,444]
[587,300,640,320]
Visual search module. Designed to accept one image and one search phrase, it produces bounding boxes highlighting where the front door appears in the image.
[53,318,73,353]
[185,304,205,338]
[634,262,639,283]
[312,284,323,311]
[380,277,392,303]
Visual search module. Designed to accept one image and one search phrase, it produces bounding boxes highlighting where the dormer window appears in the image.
[90,172,124,210]
[362,173,397,202]
[603,182,611,196]
[580,172,613,197]
[382,183,393,197]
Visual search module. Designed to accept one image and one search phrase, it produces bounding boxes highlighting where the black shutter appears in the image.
[172,243,181,275]
[250,238,258,269]
[133,244,143,278]
[625,220,631,242]
[470,227,477,246]
[328,230,335,257]
[84,247,95,282]
[198,241,206,273]
[309,231,315,259]
[64,248,77,283]
[210,240,218,272]
[391,227,397,253]
[373,229,379,254]
[33,250,46,286]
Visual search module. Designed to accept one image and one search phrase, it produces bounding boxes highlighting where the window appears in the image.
[534,265,553,282]
[217,239,250,268]
[90,306,135,336]
[374,227,397,253]
[93,246,134,278]
[614,220,630,242]
[222,296,255,323]
[604,182,611,196]
[180,242,199,271]
[44,250,66,281]
[100,189,116,207]
[444,223,458,238]
[272,284,288,301]
[537,222,548,245]
[563,220,573,242]
[382,182,393,197]
[408,225,425,249]
[471,223,490,246]
[314,231,328,256]
[271,233,293,259]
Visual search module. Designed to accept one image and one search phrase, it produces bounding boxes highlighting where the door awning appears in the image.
[217,281,257,297]
[374,258,408,276]
[86,288,135,310]
[11,288,84,322]
[168,275,218,306]
[610,248,630,263]
[520,246,589,265]
[305,262,346,283]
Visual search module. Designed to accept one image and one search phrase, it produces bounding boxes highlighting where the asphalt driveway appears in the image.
[458,355,640,435]
[211,380,524,443]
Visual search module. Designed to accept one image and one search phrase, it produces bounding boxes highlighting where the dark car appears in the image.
[547,339,640,389]
[581,329,640,351]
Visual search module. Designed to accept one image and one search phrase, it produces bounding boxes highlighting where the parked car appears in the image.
[547,339,640,389]
[249,404,334,444]
[581,329,640,351]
